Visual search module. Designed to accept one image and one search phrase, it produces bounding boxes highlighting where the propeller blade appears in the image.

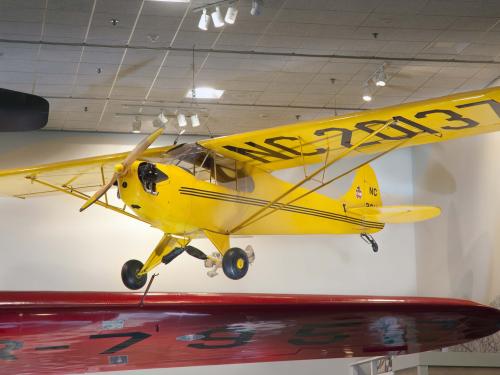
[79,128,164,212]
[79,174,117,212]
[121,127,164,171]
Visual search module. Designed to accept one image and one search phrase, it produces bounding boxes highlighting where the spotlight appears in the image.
[362,84,372,102]
[250,0,263,16]
[132,116,141,133]
[225,5,238,24]
[177,113,187,127]
[190,114,200,128]
[198,8,210,30]
[374,67,387,87]
[211,6,225,28]
[153,111,168,128]
[158,111,168,124]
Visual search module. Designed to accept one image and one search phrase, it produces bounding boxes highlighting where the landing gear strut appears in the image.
[361,233,379,253]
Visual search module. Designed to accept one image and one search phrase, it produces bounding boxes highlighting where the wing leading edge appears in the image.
[0,292,498,374]
[199,87,500,171]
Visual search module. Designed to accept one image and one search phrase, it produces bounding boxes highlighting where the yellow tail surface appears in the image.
[341,164,382,209]
[342,165,440,224]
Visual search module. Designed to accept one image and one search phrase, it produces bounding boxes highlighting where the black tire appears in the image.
[121,259,148,290]
[222,247,249,280]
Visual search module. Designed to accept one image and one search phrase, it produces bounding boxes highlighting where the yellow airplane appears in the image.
[1,87,499,289]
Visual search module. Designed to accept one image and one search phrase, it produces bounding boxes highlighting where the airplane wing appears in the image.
[198,87,500,171]
[0,146,175,198]
[0,291,498,374]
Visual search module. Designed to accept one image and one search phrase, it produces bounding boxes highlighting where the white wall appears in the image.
[0,131,418,374]
[413,134,500,304]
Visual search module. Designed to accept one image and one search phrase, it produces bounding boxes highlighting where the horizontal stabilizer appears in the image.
[351,205,440,223]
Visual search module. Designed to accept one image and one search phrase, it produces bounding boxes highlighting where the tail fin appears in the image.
[341,164,382,209]
[342,165,441,224]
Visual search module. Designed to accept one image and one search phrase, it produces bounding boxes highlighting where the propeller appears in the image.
[79,127,164,212]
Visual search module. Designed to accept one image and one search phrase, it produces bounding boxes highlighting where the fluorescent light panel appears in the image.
[186,87,224,99]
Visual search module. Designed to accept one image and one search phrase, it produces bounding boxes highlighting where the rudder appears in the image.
[341,164,382,209]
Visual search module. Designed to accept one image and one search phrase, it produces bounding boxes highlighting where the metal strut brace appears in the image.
[27,176,149,223]
[140,273,159,307]
[229,118,396,233]
[238,137,409,230]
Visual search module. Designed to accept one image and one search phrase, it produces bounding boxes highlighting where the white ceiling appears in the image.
[0,0,499,136]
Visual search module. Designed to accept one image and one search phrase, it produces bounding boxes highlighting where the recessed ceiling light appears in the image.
[186,87,224,99]
[109,18,119,26]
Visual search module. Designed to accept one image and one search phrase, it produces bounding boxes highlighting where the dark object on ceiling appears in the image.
[0,88,49,131]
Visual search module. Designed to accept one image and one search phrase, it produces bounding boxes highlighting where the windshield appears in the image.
[159,143,254,192]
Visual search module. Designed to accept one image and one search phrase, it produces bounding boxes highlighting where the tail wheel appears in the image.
[222,247,249,280]
[121,259,148,290]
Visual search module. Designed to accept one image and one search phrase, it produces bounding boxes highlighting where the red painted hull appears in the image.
[0,292,498,374]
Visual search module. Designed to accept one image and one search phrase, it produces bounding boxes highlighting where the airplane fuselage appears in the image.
[118,162,384,236]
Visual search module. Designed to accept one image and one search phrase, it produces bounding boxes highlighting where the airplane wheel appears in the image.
[222,247,249,280]
[121,259,148,290]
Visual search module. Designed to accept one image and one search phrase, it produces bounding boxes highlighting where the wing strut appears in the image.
[229,118,396,233]
[234,137,409,231]
[26,176,149,223]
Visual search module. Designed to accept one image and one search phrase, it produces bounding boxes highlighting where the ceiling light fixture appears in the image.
[153,111,168,128]
[225,5,238,24]
[374,66,387,87]
[362,84,372,102]
[250,0,263,16]
[177,113,187,127]
[211,6,225,28]
[190,114,201,128]
[132,116,142,133]
[186,87,224,99]
[198,8,210,30]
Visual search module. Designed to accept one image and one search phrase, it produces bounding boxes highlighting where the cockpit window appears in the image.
[161,144,255,193]
[138,162,168,195]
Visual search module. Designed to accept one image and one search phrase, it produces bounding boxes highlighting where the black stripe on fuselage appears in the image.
[179,187,384,230]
